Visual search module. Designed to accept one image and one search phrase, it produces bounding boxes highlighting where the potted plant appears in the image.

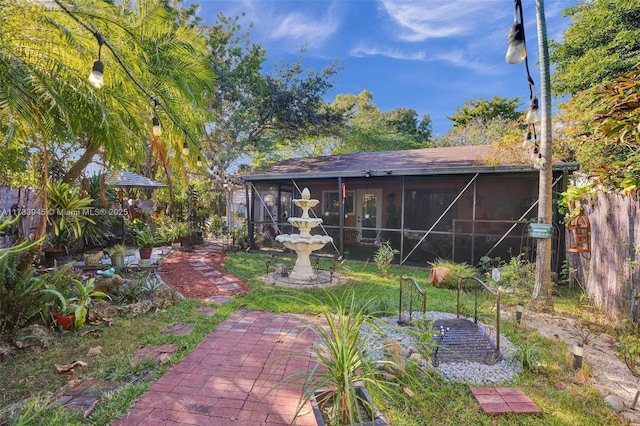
[43,277,109,329]
[293,292,393,425]
[41,181,95,266]
[135,228,157,266]
[107,244,126,267]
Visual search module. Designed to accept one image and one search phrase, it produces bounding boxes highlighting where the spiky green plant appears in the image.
[295,291,395,425]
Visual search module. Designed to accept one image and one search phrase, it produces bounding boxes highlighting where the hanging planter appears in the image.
[567,212,590,253]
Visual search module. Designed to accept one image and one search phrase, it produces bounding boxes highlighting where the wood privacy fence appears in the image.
[569,192,640,321]
[0,186,42,247]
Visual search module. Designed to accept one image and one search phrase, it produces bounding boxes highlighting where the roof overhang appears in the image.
[243,163,580,182]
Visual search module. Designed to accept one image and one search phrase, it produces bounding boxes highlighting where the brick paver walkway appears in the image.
[111,310,319,426]
[470,387,542,415]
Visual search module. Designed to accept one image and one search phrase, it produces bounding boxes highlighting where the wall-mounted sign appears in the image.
[529,223,553,239]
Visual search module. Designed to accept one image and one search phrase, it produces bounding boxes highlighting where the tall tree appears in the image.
[435,116,519,147]
[203,17,343,172]
[446,97,520,128]
[550,0,640,97]
[328,90,431,155]
[0,0,215,186]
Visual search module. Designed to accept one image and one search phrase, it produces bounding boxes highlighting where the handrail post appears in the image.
[456,276,461,319]
[398,276,404,324]
[496,292,501,353]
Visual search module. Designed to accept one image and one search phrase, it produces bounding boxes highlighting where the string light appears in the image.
[54,0,211,166]
[151,99,162,136]
[525,96,541,125]
[88,34,105,89]
[505,0,527,65]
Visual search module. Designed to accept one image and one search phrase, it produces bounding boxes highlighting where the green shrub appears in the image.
[373,240,398,277]
[495,254,535,292]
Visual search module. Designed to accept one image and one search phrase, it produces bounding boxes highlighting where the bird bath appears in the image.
[276,188,333,281]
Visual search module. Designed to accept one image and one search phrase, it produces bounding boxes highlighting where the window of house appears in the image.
[322,191,354,216]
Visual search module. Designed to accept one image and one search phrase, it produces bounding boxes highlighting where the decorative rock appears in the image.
[14,325,53,349]
[94,274,126,294]
[406,346,418,355]
[599,333,617,345]
[604,394,625,413]
[620,411,640,422]
[593,384,613,397]
[409,353,423,363]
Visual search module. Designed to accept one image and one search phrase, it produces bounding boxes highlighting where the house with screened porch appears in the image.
[240,145,578,272]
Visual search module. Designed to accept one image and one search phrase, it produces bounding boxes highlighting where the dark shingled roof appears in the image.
[243,145,579,181]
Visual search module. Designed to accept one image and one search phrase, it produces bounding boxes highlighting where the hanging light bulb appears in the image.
[197,155,202,167]
[506,22,526,64]
[88,60,104,89]
[530,145,539,162]
[525,96,541,125]
[88,35,106,89]
[182,140,189,156]
[151,99,162,136]
[152,116,162,136]
[533,153,544,170]
[522,130,535,148]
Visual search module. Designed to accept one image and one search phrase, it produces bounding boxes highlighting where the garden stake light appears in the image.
[572,342,584,370]
[515,302,524,325]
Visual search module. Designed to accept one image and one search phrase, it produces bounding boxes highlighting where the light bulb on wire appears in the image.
[525,96,541,125]
[152,116,162,136]
[505,22,526,64]
[88,34,106,89]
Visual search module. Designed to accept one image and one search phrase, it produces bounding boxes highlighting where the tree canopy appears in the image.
[550,0,640,97]
[551,1,640,192]
[446,97,520,128]
[328,90,432,155]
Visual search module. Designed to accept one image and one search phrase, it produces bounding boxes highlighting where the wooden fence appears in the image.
[0,186,42,247]
[569,192,640,321]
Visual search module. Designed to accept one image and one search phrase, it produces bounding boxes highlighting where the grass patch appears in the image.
[0,251,625,425]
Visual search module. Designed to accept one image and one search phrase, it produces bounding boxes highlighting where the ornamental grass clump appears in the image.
[293,291,396,425]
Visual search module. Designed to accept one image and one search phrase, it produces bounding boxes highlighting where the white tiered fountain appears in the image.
[276,188,333,281]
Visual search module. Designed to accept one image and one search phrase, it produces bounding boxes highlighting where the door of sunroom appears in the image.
[356,188,382,244]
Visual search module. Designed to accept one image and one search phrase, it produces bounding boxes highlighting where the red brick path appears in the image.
[111,310,319,426]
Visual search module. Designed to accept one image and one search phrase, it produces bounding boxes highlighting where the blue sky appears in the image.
[193,0,575,136]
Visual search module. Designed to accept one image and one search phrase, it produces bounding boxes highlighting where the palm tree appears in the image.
[1,0,216,230]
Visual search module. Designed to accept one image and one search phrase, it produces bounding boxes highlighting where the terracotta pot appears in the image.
[139,247,153,260]
[52,313,76,330]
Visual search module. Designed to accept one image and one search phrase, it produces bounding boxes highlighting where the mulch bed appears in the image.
[158,249,250,300]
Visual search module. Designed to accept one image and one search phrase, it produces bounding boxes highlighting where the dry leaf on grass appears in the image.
[86,346,102,357]
[54,360,87,374]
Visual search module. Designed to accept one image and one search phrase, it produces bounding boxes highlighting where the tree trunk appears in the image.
[531,0,554,313]
[62,137,101,184]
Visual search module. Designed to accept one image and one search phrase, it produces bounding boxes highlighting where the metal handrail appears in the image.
[457,276,501,353]
[398,276,427,325]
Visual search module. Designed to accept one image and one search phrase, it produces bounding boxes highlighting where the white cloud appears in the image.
[270,9,340,46]
[350,44,426,60]
[380,0,504,42]
[433,50,503,75]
